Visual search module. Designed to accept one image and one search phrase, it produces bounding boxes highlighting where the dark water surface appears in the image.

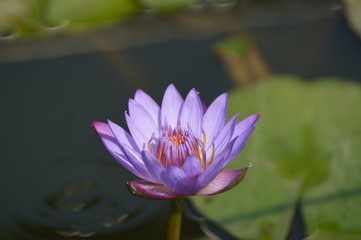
[1,8,361,240]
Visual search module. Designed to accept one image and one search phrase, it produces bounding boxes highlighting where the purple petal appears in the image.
[222,126,256,168]
[125,113,147,150]
[180,89,204,137]
[141,151,165,184]
[160,166,186,192]
[126,180,178,200]
[92,121,138,175]
[212,113,239,155]
[122,145,154,182]
[107,120,140,152]
[233,114,260,139]
[199,138,236,187]
[196,167,249,196]
[182,155,202,175]
[173,174,203,195]
[128,99,158,140]
[161,84,184,128]
[202,93,228,149]
[134,89,160,127]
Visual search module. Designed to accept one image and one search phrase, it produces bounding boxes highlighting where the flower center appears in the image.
[148,126,207,169]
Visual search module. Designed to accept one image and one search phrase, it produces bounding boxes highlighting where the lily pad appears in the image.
[343,0,361,39]
[139,0,197,13]
[46,0,139,30]
[191,76,361,239]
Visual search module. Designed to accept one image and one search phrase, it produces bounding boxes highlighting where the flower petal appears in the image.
[202,93,228,149]
[134,89,160,127]
[233,114,260,139]
[128,99,158,139]
[182,155,202,175]
[180,89,204,137]
[212,113,239,155]
[141,151,165,184]
[125,113,148,150]
[200,138,236,187]
[161,84,184,128]
[126,180,178,200]
[173,174,203,195]
[107,120,140,152]
[160,166,186,192]
[222,126,256,168]
[196,166,250,196]
[92,121,138,175]
[122,144,154,182]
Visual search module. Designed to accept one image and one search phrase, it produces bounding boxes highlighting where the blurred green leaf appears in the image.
[191,76,361,239]
[46,0,139,30]
[343,0,361,39]
[139,0,197,13]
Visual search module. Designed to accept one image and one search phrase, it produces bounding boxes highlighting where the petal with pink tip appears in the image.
[126,180,178,200]
[196,167,249,196]
[134,89,160,127]
[161,84,184,128]
[107,120,140,152]
[92,121,138,175]
[180,89,204,137]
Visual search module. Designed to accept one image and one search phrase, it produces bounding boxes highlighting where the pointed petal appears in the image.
[122,144,153,181]
[200,138,236,187]
[233,114,260,139]
[182,155,202,175]
[161,84,183,128]
[173,174,203,195]
[125,113,148,150]
[203,93,228,149]
[126,180,178,200]
[128,99,158,140]
[92,121,138,175]
[160,166,186,192]
[107,120,140,152]
[134,89,160,127]
[196,166,250,196]
[141,151,165,184]
[212,113,239,155]
[222,126,256,168]
[180,89,204,137]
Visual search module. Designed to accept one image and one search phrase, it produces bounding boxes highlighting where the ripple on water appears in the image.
[10,179,169,239]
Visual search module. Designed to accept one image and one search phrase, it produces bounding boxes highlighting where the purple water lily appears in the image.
[93,84,259,199]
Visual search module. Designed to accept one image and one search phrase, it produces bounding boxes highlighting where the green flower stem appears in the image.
[167,197,184,240]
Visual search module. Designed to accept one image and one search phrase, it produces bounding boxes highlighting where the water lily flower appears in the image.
[93,84,259,199]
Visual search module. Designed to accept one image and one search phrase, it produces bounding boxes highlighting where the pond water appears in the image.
[1,3,361,239]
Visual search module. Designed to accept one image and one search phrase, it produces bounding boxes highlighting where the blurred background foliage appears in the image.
[0,0,360,38]
[1,0,361,239]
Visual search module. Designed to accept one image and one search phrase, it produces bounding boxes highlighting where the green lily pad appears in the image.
[343,0,361,39]
[46,0,139,30]
[139,0,197,13]
[190,76,361,239]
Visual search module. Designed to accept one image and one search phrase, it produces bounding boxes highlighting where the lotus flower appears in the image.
[93,84,259,199]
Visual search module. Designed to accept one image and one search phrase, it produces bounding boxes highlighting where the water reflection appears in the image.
[3,157,223,239]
